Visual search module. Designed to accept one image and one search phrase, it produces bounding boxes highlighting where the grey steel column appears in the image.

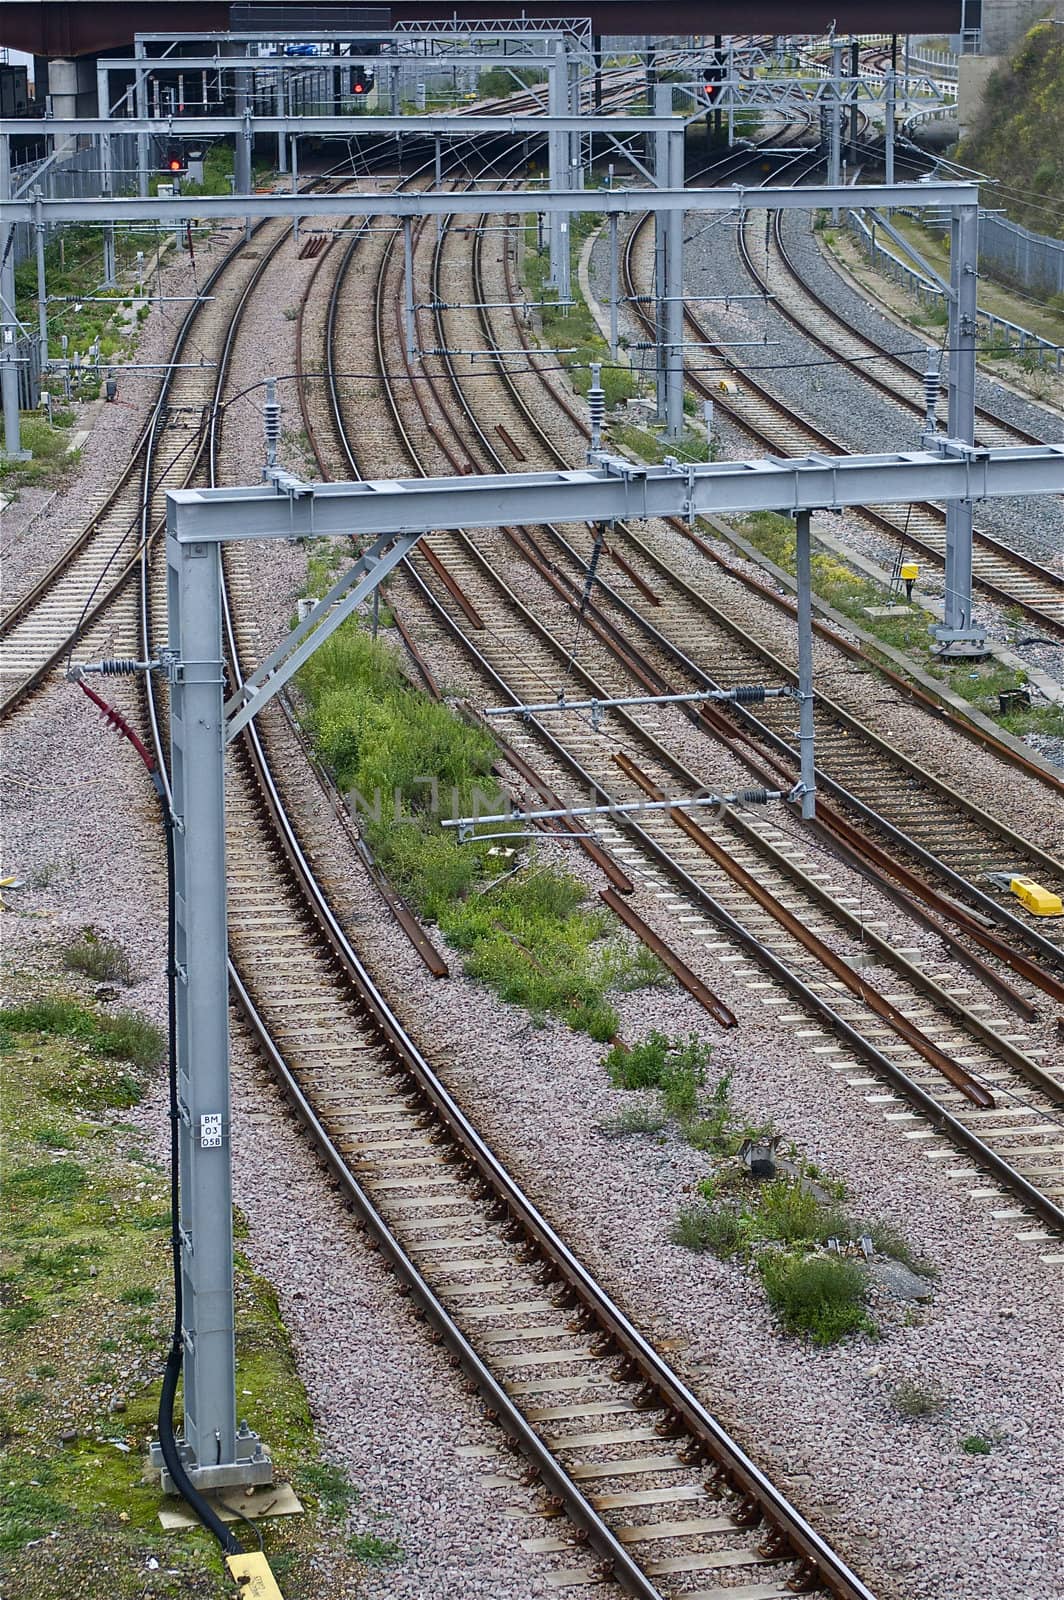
[101,126,117,287]
[0,135,25,459]
[937,202,985,655]
[885,68,895,188]
[653,84,669,423]
[794,509,816,819]
[664,120,685,440]
[548,41,569,297]
[135,42,150,198]
[829,40,843,221]
[34,193,48,361]
[159,525,270,1490]
[275,73,287,172]
[609,213,619,361]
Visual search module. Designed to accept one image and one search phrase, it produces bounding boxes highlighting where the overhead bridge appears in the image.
[5,1,965,57]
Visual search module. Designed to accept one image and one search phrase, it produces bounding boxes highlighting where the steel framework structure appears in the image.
[138,431,1063,1488]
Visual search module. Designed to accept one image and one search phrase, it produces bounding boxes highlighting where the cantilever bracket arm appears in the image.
[224,525,425,741]
[865,208,957,301]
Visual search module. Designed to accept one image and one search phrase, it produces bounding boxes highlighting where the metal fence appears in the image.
[846,208,1063,371]
[978,211,1064,300]
[10,133,151,268]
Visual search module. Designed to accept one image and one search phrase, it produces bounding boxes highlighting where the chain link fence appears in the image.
[978,212,1064,300]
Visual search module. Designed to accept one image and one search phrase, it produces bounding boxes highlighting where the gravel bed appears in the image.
[6,217,1060,1600]
[590,218,1063,699]
[225,475,1064,1600]
[681,208,1064,574]
[1,685,583,1600]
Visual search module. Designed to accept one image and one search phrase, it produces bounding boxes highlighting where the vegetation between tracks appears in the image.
[295,607,668,1039]
[736,511,1064,743]
[0,967,392,1597]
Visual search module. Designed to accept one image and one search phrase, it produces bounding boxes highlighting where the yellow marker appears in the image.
[1009,876,1063,917]
[900,562,919,582]
[717,379,738,395]
[225,1552,285,1599]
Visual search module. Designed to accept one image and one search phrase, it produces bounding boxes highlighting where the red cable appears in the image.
[76,678,157,775]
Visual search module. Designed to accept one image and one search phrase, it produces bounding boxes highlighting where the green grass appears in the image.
[347,1532,402,1563]
[0,413,79,490]
[960,1433,993,1455]
[1,999,162,1110]
[893,1380,949,1418]
[670,1201,745,1256]
[598,1104,669,1138]
[672,1169,932,1345]
[757,1250,875,1345]
[61,928,135,985]
[296,615,657,1039]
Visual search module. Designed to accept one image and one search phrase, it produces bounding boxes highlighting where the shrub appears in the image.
[61,928,134,985]
[671,1201,745,1257]
[599,1105,667,1138]
[961,1434,992,1455]
[757,1251,875,1345]
[893,1380,949,1419]
[603,1030,670,1090]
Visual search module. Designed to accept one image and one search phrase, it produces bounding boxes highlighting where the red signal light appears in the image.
[353,82,365,93]
[168,156,182,172]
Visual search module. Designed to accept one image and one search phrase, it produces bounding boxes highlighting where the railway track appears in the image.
[182,159,884,1600]
[622,214,1064,636]
[738,209,1053,453]
[354,196,1064,1235]
[493,216,1064,975]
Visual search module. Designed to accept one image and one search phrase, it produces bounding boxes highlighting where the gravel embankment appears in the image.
[5,219,1062,1600]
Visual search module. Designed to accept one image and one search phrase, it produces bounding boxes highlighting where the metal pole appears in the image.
[936,202,985,656]
[275,74,287,172]
[727,44,734,147]
[653,83,669,423]
[885,68,895,189]
[830,40,843,222]
[154,527,270,1492]
[237,108,253,242]
[548,40,569,297]
[403,217,416,360]
[0,134,25,460]
[609,212,618,361]
[35,192,48,362]
[665,118,685,440]
[135,47,149,198]
[794,508,816,819]
[849,37,860,161]
[291,134,299,243]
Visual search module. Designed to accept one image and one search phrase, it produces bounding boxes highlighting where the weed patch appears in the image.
[758,1250,874,1344]
[296,617,654,1038]
[961,1433,992,1455]
[893,1380,949,1419]
[598,1104,668,1138]
[61,928,135,985]
[1,998,162,1081]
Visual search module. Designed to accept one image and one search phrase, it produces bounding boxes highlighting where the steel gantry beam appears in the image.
[0,164,994,647]
[0,173,981,222]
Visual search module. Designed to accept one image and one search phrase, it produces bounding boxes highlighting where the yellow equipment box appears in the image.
[1009,876,1063,917]
[900,562,919,582]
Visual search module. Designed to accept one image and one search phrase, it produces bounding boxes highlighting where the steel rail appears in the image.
[498,213,1064,798]
[751,208,1050,452]
[310,159,884,1598]
[622,213,1064,638]
[398,196,1064,1213]
[484,220,1064,975]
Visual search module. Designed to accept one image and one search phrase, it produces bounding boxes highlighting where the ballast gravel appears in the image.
[4,213,1062,1600]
